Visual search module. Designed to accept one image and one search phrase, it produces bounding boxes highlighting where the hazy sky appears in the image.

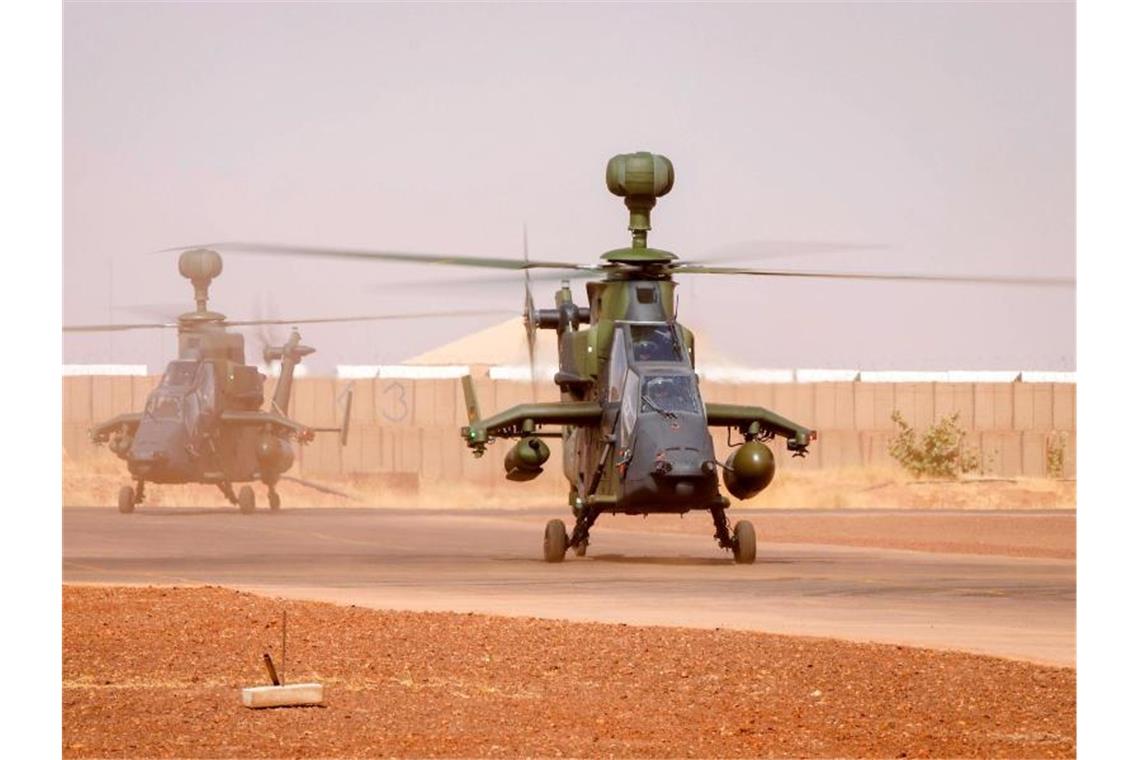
[63,1,1074,373]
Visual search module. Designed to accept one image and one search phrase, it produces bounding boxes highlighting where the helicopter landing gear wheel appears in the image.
[543,519,568,563]
[237,485,256,515]
[267,489,281,511]
[118,485,135,514]
[732,520,757,565]
[573,541,588,557]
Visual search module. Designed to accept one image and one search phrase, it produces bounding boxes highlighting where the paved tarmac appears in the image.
[62,507,1075,666]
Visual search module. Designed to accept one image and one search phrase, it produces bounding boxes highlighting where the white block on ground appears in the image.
[241,683,324,708]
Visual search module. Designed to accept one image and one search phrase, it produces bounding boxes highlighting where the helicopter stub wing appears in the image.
[461,401,603,454]
[220,410,315,442]
[704,402,815,453]
[90,413,143,443]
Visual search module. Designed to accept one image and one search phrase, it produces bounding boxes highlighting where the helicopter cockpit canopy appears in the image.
[640,374,701,415]
[145,394,183,421]
[161,361,201,388]
[628,323,684,363]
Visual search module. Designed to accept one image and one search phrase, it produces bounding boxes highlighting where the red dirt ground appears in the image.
[64,586,1075,758]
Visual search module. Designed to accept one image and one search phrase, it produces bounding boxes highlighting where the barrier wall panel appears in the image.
[1053,383,1075,431]
[131,376,158,412]
[461,439,499,484]
[300,435,341,475]
[90,377,119,422]
[1032,385,1055,432]
[64,377,92,424]
[913,383,936,430]
[708,383,736,405]
[359,425,383,473]
[339,378,375,424]
[974,384,996,430]
[981,432,1022,477]
[290,381,318,428]
[860,432,892,468]
[853,384,876,431]
[394,429,423,475]
[420,427,445,480]
[992,384,1014,431]
[734,384,774,410]
[311,379,338,427]
[792,384,816,428]
[495,381,537,417]
[439,429,467,481]
[339,425,366,474]
[818,430,861,469]
[813,384,839,430]
[892,384,918,428]
[833,382,856,431]
[375,379,414,427]
[63,423,100,460]
[1012,383,1034,431]
[1021,432,1047,478]
[412,380,458,427]
[934,383,974,429]
[872,384,895,430]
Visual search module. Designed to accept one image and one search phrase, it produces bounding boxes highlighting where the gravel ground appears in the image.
[64,586,1075,758]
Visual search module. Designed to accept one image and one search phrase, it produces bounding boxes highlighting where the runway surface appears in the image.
[62,507,1075,666]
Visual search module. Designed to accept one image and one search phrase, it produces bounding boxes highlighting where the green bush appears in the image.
[1046,433,1067,479]
[888,410,980,479]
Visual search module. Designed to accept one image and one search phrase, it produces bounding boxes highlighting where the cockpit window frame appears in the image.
[620,321,685,365]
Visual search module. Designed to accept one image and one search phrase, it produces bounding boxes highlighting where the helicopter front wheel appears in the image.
[732,520,757,565]
[267,488,281,511]
[117,485,135,514]
[543,519,568,563]
[237,485,256,515]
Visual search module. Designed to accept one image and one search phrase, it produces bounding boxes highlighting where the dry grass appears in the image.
[63,453,1075,511]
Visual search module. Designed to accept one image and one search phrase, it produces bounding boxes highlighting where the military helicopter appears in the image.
[188,151,1073,560]
[64,248,499,514]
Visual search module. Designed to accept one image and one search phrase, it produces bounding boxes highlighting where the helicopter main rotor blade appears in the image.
[166,242,600,272]
[64,309,509,334]
[685,240,887,265]
[223,308,510,328]
[64,321,179,333]
[671,265,1075,287]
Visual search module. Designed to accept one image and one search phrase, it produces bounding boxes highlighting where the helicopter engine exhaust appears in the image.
[723,440,776,500]
[504,437,550,482]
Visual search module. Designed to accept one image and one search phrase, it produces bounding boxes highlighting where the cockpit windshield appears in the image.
[629,324,683,363]
[161,361,200,388]
[640,374,701,415]
[146,394,183,421]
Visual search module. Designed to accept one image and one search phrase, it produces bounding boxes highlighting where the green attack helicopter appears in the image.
[64,248,499,514]
[194,151,1073,561]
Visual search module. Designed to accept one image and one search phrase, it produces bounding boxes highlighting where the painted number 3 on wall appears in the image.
[382,381,409,422]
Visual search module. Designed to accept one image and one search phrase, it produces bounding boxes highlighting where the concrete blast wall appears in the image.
[62,377,1077,483]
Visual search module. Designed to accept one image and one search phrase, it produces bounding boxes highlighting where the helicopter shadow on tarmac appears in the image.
[586,553,800,567]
